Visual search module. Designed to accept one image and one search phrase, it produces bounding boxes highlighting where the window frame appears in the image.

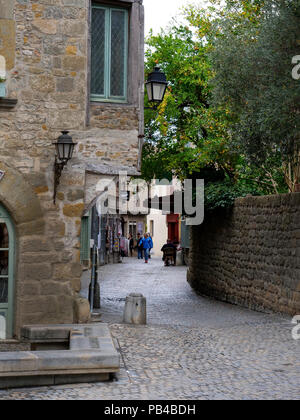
[0,204,15,340]
[129,221,137,238]
[91,3,129,104]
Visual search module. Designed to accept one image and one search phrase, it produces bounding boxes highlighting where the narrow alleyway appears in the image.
[84,257,285,328]
[0,257,299,400]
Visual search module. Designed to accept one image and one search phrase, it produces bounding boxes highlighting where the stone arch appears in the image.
[0,161,45,337]
[0,161,44,229]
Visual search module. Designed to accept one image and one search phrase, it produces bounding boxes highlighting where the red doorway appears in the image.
[167,214,179,244]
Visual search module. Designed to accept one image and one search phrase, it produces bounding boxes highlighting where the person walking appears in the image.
[141,233,152,263]
[137,233,143,260]
[128,234,134,257]
[148,233,153,259]
[119,235,128,258]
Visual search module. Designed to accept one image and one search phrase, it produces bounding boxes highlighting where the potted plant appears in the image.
[0,77,6,98]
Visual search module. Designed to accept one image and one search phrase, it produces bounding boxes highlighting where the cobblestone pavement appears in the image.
[0,257,299,400]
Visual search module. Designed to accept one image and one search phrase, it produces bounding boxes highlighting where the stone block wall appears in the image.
[187,193,300,316]
[0,0,144,337]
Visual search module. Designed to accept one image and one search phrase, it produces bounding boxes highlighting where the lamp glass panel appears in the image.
[68,144,75,160]
[152,83,165,101]
[146,83,153,102]
[58,143,65,160]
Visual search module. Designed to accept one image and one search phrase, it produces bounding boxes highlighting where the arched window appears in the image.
[0,204,15,339]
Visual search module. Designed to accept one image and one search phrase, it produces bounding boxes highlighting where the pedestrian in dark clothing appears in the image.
[161,239,177,266]
[128,234,134,257]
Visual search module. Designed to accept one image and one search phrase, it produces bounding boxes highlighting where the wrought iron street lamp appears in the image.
[146,66,168,107]
[53,131,77,203]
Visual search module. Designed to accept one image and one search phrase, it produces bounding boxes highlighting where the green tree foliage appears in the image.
[143,24,236,184]
[209,0,300,191]
[142,0,295,211]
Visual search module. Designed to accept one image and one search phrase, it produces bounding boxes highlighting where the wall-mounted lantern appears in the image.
[53,131,77,204]
[145,66,168,108]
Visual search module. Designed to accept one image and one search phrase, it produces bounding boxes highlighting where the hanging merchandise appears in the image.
[118,221,122,236]
[114,236,120,252]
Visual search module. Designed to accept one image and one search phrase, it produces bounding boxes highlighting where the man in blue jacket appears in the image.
[141,233,152,263]
[148,233,153,259]
[137,233,143,259]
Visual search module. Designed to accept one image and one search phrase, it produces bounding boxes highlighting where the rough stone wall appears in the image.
[187,194,300,316]
[0,0,144,336]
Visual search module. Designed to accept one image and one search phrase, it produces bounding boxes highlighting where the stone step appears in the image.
[0,324,120,389]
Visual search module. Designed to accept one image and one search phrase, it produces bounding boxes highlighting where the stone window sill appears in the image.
[0,98,18,109]
[90,101,135,109]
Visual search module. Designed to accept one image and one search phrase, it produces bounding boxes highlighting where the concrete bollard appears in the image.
[123,293,147,325]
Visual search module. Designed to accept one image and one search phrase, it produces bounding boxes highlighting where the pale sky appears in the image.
[143,0,205,36]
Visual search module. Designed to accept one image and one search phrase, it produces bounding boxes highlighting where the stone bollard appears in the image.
[123,293,147,325]
[176,250,183,266]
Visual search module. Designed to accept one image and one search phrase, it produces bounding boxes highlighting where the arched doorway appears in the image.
[0,204,15,339]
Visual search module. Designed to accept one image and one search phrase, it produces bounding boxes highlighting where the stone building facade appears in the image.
[0,0,144,338]
[187,193,300,316]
